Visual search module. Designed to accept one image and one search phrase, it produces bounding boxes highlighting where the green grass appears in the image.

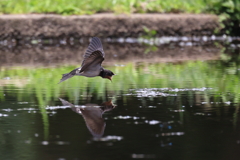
[0,0,207,15]
[1,0,239,34]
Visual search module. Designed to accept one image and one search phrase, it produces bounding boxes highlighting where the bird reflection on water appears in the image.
[59,98,115,138]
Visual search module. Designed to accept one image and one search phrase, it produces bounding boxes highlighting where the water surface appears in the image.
[1,42,240,160]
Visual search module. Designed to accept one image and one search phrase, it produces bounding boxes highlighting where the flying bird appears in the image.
[59,37,114,84]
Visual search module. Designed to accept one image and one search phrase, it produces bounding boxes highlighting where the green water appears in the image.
[1,59,240,160]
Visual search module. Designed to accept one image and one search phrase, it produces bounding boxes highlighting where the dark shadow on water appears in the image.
[59,98,115,138]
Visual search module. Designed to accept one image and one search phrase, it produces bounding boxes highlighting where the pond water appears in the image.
[1,39,240,160]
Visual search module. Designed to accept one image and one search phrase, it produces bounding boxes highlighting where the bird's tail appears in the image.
[58,72,75,84]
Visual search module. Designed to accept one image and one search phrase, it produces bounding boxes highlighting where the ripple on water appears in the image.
[170,109,185,112]
[41,141,70,145]
[2,108,13,112]
[17,108,38,111]
[45,105,92,110]
[145,120,160,125]
[17,102,29,104]
[45,105,71,110]
[194,112,212,116]
[0,113,9,117]
[92,135,123,142]
[127,87,212,97]
[132,154,156,159]
[161,132,185,136]
[113,115,144,120]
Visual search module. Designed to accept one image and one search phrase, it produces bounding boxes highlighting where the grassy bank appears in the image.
[0,0,239,17]
[1,0,239,34]
[0,0,206,15]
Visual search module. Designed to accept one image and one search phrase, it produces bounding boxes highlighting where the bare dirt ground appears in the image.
[0,14,220,38]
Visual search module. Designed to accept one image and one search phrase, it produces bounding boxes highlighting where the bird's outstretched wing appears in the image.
[84,37,105,59]
[79,50,104,73]
[81,37,105,67]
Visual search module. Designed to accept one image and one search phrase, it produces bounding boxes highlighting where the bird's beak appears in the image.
[104,76,112,82]
[107,76,112,82]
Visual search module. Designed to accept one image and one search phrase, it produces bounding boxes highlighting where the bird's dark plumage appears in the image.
[58,37,114,84]
[58,69,78,84]
[83,37,105,64]
[79,50,104,73]
[99,69,115,78]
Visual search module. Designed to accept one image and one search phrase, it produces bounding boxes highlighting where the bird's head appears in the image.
[100,69,115,81]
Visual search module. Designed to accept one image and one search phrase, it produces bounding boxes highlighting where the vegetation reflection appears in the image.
[1,59,240,104]
[1,58,240,136]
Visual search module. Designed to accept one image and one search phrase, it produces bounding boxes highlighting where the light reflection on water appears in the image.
[1,59,240,160]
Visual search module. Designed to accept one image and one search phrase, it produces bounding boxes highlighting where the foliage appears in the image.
[0,0,206,15]
[1,0,239,34]
[205,0,240,34]
[206,0,240,21]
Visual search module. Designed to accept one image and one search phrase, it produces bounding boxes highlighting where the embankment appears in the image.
[0,14,220,38]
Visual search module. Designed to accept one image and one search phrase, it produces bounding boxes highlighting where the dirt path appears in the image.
[0,13,220,38]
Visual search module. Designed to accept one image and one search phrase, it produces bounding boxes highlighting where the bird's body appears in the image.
[59,37,114,84]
